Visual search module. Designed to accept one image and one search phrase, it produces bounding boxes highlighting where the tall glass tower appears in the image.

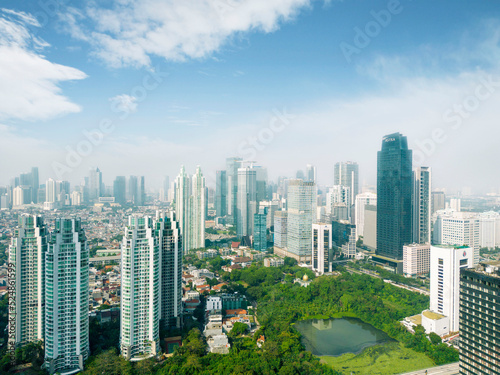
[376,133,413,260]
[9,215,48,348]
[44,218,89,375]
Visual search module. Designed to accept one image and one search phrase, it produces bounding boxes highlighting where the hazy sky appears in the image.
[1,0,500,194]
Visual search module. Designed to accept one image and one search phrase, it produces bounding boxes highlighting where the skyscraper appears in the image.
[334,161,359,205]
[189,167,206,250]
[413,166,431,244]
[174,166,206,252]
[273,211,288,249]
[44,218,89,375]
[128,175,138,203]
[376,133,413,260]
[459,266,500,375]
[45,178,56,204]
[31,167,39,203]
[88,167,102,200]
[120,216,160,360]
[312,223,332,274]
[428,245,473,333]
[8,215,48,348]
[215,170,227,217]
[226,157,242,225]
[306,164,316,183]
[354,192,377,238]
[113,176,126,205]
[253,207,268,252]
[431,191,446,214]
[287,180,317,263]
[237,166,257,237]
[155,212,183,330]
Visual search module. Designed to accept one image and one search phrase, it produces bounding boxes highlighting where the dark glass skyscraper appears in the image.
[215,170,227,217]
[376,133,413,260]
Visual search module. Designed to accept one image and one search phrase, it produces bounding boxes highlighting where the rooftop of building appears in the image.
[422,310,446,321]
[466,263,500,280]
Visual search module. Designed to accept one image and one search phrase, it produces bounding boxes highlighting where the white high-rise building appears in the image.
[478,211,500,248]
[9,215,48,349]
[312,223,332,274]
[273,211,288,249]
[120,216,160,360]
[174,166,206,253]
[403,243,430,277]
[433,211,480,265]
[428,245,473,333]
[237,166,257,237]
[354,192,377,238]
[413,167,431,244]
[44,218,89,375]
[287,180,317,263]
[306,164,316,183]
[334,161,359,205]
[45,178,56,203]
[189,167,206,250]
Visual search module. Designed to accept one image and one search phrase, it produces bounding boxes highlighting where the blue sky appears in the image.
[1,0,500,194]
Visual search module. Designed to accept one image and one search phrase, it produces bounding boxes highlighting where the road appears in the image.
[399,362,460,375]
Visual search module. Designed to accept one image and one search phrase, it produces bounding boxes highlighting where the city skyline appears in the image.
[1,2,500,193]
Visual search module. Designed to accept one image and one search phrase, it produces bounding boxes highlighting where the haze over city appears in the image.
[1,0,500,193]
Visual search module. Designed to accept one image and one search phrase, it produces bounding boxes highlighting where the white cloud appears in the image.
[109,94,138,114]
[63,0,312,68]
[0,9,87,122]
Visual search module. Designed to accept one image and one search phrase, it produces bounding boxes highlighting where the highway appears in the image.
[399,362,460,375]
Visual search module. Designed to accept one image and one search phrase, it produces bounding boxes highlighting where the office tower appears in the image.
[37,187,45,204]
[306,164,316,183]
[155,212,183,330]
[413,166,431,244]
[8,215,48,348]
[341,225,357,258]
[433,211,480,265]
[334,161,359,205]
[226,157,242,225]
[478,211,500,248]
[259,200,280,229]
[31,167,39,203]
[174,166,206,252]
[312,223,332,274]
[254,166,268,203]
[449,198,461,211]
[459,266,500,375]
[138,176,145,205]
[113,176,126,205]
[71,191,82,206]
[287,180,317,262]
[253,207,268,251]
[296,170,305,180]
[215,170,227,217]
[273,211,288,249]
[363,205,377,249]
[12,186,31,207]
[120,216,160,360]
[175,167,190,252]
[376,133,413,260]
[237,166,257,237]
[44,218,89,375]
[45,178,56,203]
[128,175,138,203]
[189,167,206,250]
[428,245,473,333]
[355,192,377,238]
[403,244,430,277]
[431,191,445,214]
[326,185,351,221]
[88,167,102,200]
[163,176,170,201]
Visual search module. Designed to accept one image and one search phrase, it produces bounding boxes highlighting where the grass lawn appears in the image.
[320,341,435,375]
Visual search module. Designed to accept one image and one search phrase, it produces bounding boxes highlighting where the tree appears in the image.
[83,348,133,375]
[429,332,442,345]
[229,322,249,337]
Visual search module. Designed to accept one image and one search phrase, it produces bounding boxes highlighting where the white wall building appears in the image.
[311,223,332,274]
[433,211,480,265]
[44,218,89,375]
[428,245,473,333]
[120,216,160,361]
[206,296,222,312]
[413,167,431,244]
[9,215,48,348]
[478,211,500,248]
[355,192,377,238]
[403,243,430,277]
